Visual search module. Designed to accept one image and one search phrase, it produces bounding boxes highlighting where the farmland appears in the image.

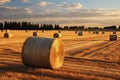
[0,30,120,80]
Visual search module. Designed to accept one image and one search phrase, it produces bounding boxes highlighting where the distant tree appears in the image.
[54,24,60,30]
[69,26,78,30]
[4,21,9,30]
[0,22,3,30]
[17,22,22,30]
[78,26,84,30]
[68,25,85,30]
[63,26,69,30]
[86,26,100,31]
[48,24,54,30]
[22,22,29,30]
[104,25,117,31]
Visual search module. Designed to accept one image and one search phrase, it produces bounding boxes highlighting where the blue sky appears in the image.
[0,0,120,27]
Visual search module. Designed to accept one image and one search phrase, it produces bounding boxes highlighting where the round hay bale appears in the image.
[42,30,44,33]
[1,29,3,32]
[78,31,83,36]
[75,31,77,34]
[26,30,28,32]
[33,32,39,37]
[53,33,62,38]
[5,30,10,32]
[4,32,13,38]
[22,37,64,69]
[109,34,117,41]
[102,31,105,34]
[95,31,99,34]
[58,30,61,33]
[113,31,116,34]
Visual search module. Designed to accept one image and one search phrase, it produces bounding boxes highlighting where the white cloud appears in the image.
[21,0,29,3]
[103,10,120,16]
[23,8,32,14]
[67,3,82,9]
[0,0,10,5]
[32,9,120,27]
[1,4,120,27]
[0,6,32,19]
[36,1,50,7]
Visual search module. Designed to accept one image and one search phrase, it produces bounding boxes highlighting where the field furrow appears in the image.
[0,31,120,80]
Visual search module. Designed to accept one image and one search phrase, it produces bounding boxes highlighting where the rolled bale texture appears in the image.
[109,34,117,41]
[53,33,62,38]
[33,32,39,37]
[4,32,13,38]
[22,37,64,69]
[78,31,83,36]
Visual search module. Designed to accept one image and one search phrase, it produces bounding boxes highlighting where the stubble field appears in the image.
[0,30,120,80]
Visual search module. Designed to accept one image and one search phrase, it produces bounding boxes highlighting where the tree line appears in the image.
[0,21,120,31]
[0,21,62,30]
[87,25,119,31]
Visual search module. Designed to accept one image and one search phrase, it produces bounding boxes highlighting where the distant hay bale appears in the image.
[58,30,61,33]
[102,31,105,34]
[22,37,64,69]
[53,33,62,38]
[109,34,117,41]
[4,32,13,38]
[75,31,77,34]
[92,31,99,34]
[42,30,44,33]
[26,30,28,32]
[5,30,10,32]
[93,31,95,34]
[95,31,99,34]
[78,31,83,36]
[1,29,3,32]
[113,31,116,34]
[33,32,39,37]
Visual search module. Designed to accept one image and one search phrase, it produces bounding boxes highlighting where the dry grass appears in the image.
[0,30,120,80]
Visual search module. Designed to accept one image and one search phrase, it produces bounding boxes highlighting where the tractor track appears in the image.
[64,41,115,56]
[55,56,120,79]
[0,37,120,79]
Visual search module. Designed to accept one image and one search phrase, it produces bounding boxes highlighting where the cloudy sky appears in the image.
[0,0,120,27]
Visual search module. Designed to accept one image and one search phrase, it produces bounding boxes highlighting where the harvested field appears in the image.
[0,30,120,80]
